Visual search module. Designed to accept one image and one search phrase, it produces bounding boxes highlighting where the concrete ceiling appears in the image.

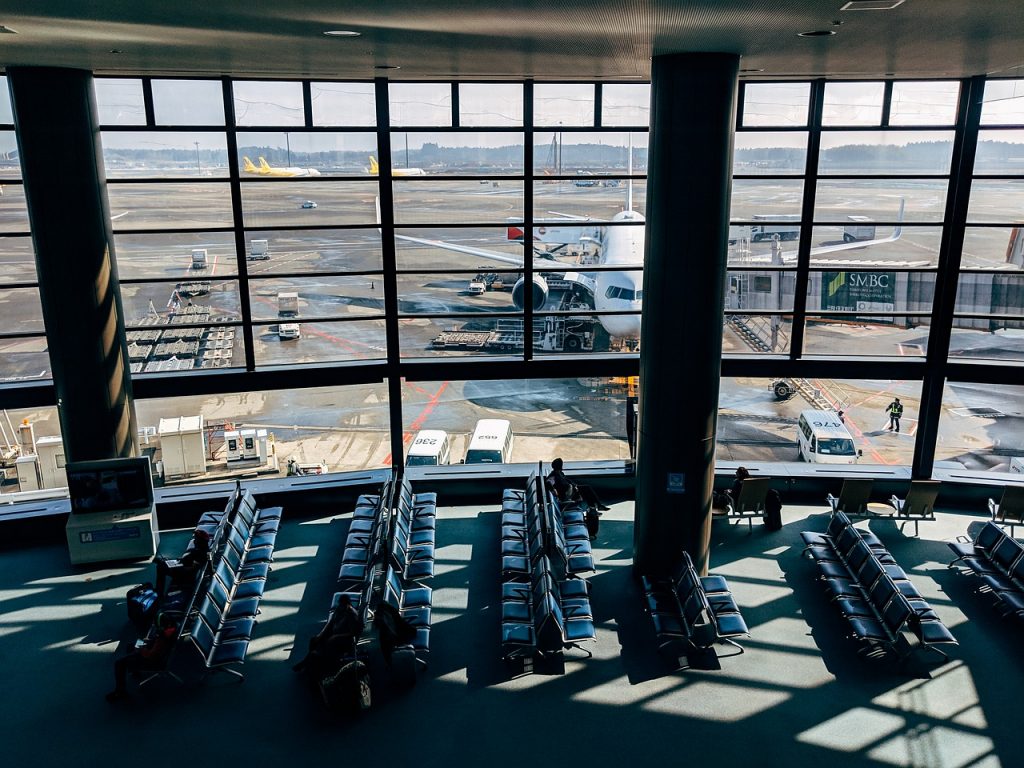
[1,1,1023,81]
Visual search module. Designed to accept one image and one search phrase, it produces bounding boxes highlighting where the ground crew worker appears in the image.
[886,397,904,433]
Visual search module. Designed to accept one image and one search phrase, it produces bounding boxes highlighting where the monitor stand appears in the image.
[65,504,160,565]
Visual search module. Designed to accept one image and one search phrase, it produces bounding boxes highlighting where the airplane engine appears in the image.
[512,274,549,310]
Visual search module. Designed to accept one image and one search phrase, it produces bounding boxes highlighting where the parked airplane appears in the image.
[242,156,321,177]
[368,155,427,177]
[388,194,905,343]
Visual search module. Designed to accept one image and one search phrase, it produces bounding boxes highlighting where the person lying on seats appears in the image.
[546,457,610,511]
[106,612,178,702]
[293,595,362,678]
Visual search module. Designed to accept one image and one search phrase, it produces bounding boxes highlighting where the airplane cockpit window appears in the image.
[606,286,642,301]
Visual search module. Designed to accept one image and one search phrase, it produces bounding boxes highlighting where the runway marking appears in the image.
[384,380,449,465]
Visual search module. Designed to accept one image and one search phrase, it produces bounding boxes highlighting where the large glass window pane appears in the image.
[948,325,1024,362]
[742,83,810,127]
[961,227,1024,268]
[253,319,387,364]
[398,273,518,315]
[310,82,376,126]
[803,315,929,356]
[0,236,36,283]
[980,79,1024,126]
[389,132,524,175]
[822,82,885,126]
[101,132,230,179]
[534,84,595,127]
[237,131,377,177]
[133,383,390,484]
[814,180,946,223]
[0,406,61,496]
[809,269,934,313]
[152,80,225,126]
[243,229,382,274]
[967,180,1024,224]
[120,279,242,324]
[401,378,631,465]
[399,316,523,358]
[809,225,942,267]
[128,323,244,373]
[0,131,20,179]
[890,81,960,126]
[389,83,451,127]
[0,335,49,383]
[0,75,12,124]
[459,84,523,127]
[717,377,920,466]
[934,382,1024,472]
[395,227,523,271]
[107,183,234,230]
[728,229,801,265]
[955,272,1024,317]
[232,81,304,126]
[0,286,44,334]
[601,84,650,127]
[818,131,955,175]
[725,271,796,312]
[733,132,808,175]
[394,180,523,225]
[731,179,804,220]
[533,131,647,175]
[94,78,146,125]
[974,130,1024,175]
[248,276,384,321]
[0,184,35,232]
[722,315,793,355]
[533,180,646,220]
[239,181,377,227]
[529,224,608,267]
[533,313,641,352]
[113,232,238,280]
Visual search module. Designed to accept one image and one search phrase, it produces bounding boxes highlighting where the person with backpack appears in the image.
[106,612,178,701]
[886,398,904,433]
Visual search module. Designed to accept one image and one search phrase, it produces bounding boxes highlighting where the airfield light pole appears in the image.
[194,141,201,174]
[285,132,291,166]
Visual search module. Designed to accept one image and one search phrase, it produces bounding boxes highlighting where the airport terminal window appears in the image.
[458,84,523,127]
[817,131,956,175]
[0,76,12,123]
[934,382,1024,473]
[393,180,525,225]
[722,315,793,355]
[740,82,810,127]
[107,183,235,230]
[980,79,1024,125]
[151,79,225,126]
[534,84,596,127]
[733,132,808,175]
[101,131,230,179]
[532,131,648,175]
[232,80,304,126]
[389,132,525,175]
[388,83,452,127]
[821,82,885,126]
[240,181,378,227]
[236,131,379,177]
[889,81,960,126]
[310,82,376,127]
[601,84,651,127]
[252,319,388,365]
[93,78,146,125]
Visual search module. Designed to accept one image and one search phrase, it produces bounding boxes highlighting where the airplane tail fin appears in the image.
[892,197,905,240]
[242,157,258,173]
[258,157,272,172]
[368,156,379,175]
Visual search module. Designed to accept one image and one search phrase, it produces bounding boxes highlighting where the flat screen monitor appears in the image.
[66,457,154,514]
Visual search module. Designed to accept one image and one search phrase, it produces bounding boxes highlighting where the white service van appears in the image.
[464,419,514,464]
[406,430,452,467]
[797,410,862,464]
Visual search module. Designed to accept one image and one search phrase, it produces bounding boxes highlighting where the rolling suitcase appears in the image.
[127,583,159,630]
[320,660,371,713]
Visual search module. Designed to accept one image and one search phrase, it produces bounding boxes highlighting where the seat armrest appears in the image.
[826,494,839,514]
[988,498,998,517]
[890,496,903,513]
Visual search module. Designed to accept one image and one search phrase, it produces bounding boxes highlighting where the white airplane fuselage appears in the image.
[591,210,645,339]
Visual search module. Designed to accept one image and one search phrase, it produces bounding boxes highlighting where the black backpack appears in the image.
[764,489,783,531]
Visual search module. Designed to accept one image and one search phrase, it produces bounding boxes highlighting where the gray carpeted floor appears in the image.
[0,500,1015,768]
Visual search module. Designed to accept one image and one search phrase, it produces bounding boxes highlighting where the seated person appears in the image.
[293,595,362,678]
[154,528,211,597]
[728,466,751,508]
[373,601,418,666]
[106,612,178,701]
[546,457,610,511]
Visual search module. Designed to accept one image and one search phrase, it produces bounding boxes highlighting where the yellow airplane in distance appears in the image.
[242,156,320,177]
[367,155,427,177]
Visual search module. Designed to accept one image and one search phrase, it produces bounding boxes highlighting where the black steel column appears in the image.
[634,53,739,577]
[8,68,136,461]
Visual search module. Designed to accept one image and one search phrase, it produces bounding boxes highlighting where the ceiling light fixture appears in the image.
[324,30,361,37]
[109,49,123,54]
[0,25,18,34]
[740,68,765,73]
[798,30,837,37]
[840,0,906,10]
[375,64,400,70]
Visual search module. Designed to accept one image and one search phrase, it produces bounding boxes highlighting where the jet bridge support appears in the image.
[634,53,738,578]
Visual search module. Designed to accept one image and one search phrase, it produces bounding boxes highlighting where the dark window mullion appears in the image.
[523,81,534,361]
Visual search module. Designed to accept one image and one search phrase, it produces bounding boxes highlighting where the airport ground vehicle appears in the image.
[248,239,270,260]
[431,316,597,353]
[843,216,876,242]
[278,292,299,317]
[771,379,795,399]
[190,248,208,270]
[467,280,486,295]
[464,419,514,464]
[406,430,452,466]
[278,323,300,340]
[301,200,318,209]
[797,410,862,464]
[750,214,800,242]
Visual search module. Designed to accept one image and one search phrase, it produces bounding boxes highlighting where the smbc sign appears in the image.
[822,271,896,318]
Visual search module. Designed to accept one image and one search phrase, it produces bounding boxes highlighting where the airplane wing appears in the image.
[394,233,525,266]
[778,199,906,262]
